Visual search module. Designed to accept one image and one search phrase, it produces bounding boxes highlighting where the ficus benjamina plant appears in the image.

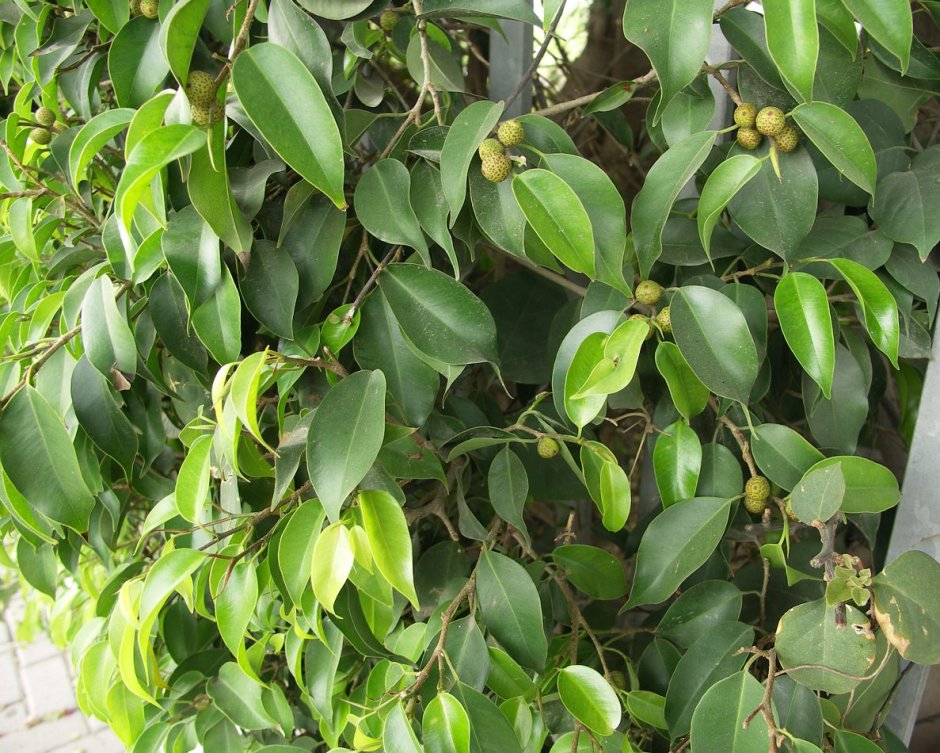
[1,0,940,752]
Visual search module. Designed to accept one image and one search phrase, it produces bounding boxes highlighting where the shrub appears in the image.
[0,1,939,752]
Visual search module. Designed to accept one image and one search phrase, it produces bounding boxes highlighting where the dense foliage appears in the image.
[1,0,940,752]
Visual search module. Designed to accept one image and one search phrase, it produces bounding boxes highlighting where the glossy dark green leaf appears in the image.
[789,462,845,523]
[238,240,298,339]
[512,169,595,276]
[476,550,546,671]
[664,621,754,738]
[622,0,714,120]
[488,448,529,543]
[191,265,242,364]
[411,161,458,275]
[307,370,386,522]
[81,275,137,378]
[108,17,169,108]
[763,0,818,102]
[450,682,522,753]
[690,672,771,753]
[869,147,940,261]
[697,443,744,500]
[71,356,138,476]
[658,580,743,649]
[631,131,717,277]
[827,258,899,366]
[803,456,900,513]
[751,424,824,491]
[0,387,95,531]
[727,140,818,258]
[232,43,345,208]
[441,100,503,221]
[68,108,134,188]
[655,341,709,419]
[625,497,733,609]
[697,154,762,263]
[671,286,758,403]
[379,263,498,366]
[792,102,877,196]
[553,544,627,600]
[162,206,220,311]
[356,159,429,262]
[158,0,208,85]
[653,421,702,508]
[420,0,539,24]
[774,272,835,398]
[842,0,912,73]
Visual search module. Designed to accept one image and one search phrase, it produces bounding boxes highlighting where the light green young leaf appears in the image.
[216,561,258,657]
[653,421,703,508]
[575,317,646,397]
[558,665,621,736]
[655,341,710,419]
[424,692,471,753]
[563,331,608,429]
[174,434,212,523]
[69,108,134,188]
[229,351,268,447]
[159,0,209,85]
[311,523,355,613]
[358,489,419,608]
[581,441,631,532]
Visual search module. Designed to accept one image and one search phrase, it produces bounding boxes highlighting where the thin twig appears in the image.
[504,0,568,110]
[702,63,742,106]
[344,246,401,323]
[529,69,657,119]
[714,0,749,20]
[214,0,261,92]
[714,403,758,477]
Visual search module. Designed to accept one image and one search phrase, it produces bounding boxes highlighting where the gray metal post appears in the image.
[488,6,534,117]
[885,330,940,742]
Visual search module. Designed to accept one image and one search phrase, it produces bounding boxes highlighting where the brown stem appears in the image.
[742,649,781,753]
[504,0,568,109]
[702,63,743,106]
[214,0,261,92]
[530,69,657,119]
[714,404,758,477]
[344,246,401,322]
[714,0,750,20]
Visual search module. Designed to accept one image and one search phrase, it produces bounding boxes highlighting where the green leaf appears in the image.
[801,456,900,514]
[563,332,608,429]
[655,341,710,419]
[68,108,134,188]
[174,434,212,523]
[359,489,419,608]
[653,421,703,508]
[625,497,733,609]
[378,263,498,366]
[384,701,423,753]
[488,448,529,543]
[576,317,647,397]
[664,621,755,738]
[356,159,429,263]
[191,265,242,365]
[834,731,884,753]
[70,357,138,476]
[827,258,899,366]
[0,388,94,531]
[424,692,471,753]
[658,581,743,649]
[751,424,824,491]
[411,161,458,275]
[622,0,714,120]
[86,0,129,35]
[789,461,845,523]
[631,131,717,277]
[775,599,876,694]
[842,0,912,73]
[307,370,387,522]
[671,286,758,403]
[511,169,595,276]
[791,102,877,195]
[114,124,206,242]
[277,500,326,608]
[557,665,621,737]
[230,351,268,445]
[763,0,818,102]
[420,0,540,24]
[581,441,632,532]
[238,240,298,339]
[727,140,818,258]
[139,548,207,659]
[216,561,258,657]
[108,17,169,108]
[232,43,345,209]
[441,100,504,221]
[541,153,629,292]
[697,155,762,263]
[872,551,940,665]
[449,682,522,753]
[553,544,627,600]
[690,672,772,753]
[208,663,275,730]
[774,272,835,398]
[869,147,940,261]
[162,206,220,311]
[625,690,667,730]
[311,522,354,613]
[159,0,209,85]
[477,550,547,671]
[15,539,57,598]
